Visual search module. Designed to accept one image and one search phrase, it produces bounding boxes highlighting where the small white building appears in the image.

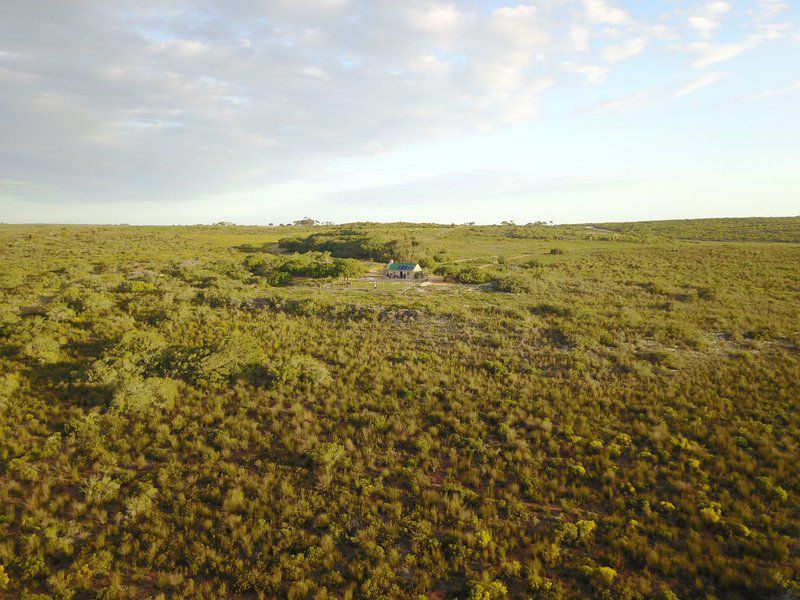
[384,260,424,279]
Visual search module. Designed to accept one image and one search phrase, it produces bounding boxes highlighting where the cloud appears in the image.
[673,71,730,98]
[749,0,789,20]
[582,90,655,115]
[735,79,800,102]
[685,41,752,67]
[562,62,610,84]
[406,4,465,39]
[581,0,632,26]
[686,1,732,38]
[583,71,729,113]
[601,37,647,63]
[679,2,792,68]
[1,1,588,204]
[0,0,796,209]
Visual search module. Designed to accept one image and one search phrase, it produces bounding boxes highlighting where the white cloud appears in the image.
[686,41,751,67]
[582,0,632,26]
[584,71,730,113]
[749,0,789,20]
[678,0,792,67]
[406,4,464,39]
[736,79,800,101]
[672,71,730,98]
[687,1,732,38]
[568,25,592,50]
[482,4,550,48]
[582,90,654,114]
[601,37,647,63]
[562,62,610,84]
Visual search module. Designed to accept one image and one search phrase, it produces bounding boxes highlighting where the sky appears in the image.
[0,0,798,225]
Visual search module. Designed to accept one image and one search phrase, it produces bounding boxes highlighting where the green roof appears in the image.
[387,262,419,271]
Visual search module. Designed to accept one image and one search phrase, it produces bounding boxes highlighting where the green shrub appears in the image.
[223,487,247,512]
[576,520,597,542]
[468,579,507,599]
[89,330,167,385]
[23,335,62,364]
[264,271,293,287]
[118,280,157,293]
[483,360,507,376]
[475,529,492,549]
[82,475,121,505]
[493,274,533,293]
[278,355,331,386]
[700,505,722,524]
[110,377,177,414]
[580,565,617,587]
[125,485,157,520]
[0,373,20,407]
[311,442,347,473]
[195,332,264,384]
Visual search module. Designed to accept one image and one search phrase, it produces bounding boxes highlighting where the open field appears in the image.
[1,218,799,599]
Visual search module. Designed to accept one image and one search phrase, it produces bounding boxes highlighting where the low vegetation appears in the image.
[0,218,798,599]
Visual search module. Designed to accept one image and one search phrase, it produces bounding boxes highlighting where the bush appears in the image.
[89,330,167,386]
[278,355,331,386]
[311,442,347,473]
[110,377,177,414]
[223,487,247,512]
[83,475,121,505]
[576,520,597,542]
[196,332,264,384]
[418,256,437,269]
[245,252,364,283]
[23,336,62,364]
[264,271,293,287]
[125,485,157,520]
[118,280,157,293]
[493,274,533,293]
[580,565,617,587]
[594,566,617,586]
[700,506,721,524]
[278,231,417,262]
[0,310,18,338]
[469,579,507,599]
[0,373,21,406]
[484,360,507,376]
[476,529,492,549]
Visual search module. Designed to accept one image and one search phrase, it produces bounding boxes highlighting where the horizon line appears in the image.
[2,214,799,228]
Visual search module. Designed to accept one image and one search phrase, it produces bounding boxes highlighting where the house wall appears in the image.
[383,265,422,281]
[384,266,424,279]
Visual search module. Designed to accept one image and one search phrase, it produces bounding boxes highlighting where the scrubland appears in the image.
[0,217,798,599]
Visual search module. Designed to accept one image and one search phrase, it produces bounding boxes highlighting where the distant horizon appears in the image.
[2,214,798,228]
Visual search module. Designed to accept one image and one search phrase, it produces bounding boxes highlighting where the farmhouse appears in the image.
[384,260,424,279]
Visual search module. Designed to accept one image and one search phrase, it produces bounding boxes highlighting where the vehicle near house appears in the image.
[384,259,424,279]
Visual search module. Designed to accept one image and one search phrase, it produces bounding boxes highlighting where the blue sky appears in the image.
[0,0,798,224]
